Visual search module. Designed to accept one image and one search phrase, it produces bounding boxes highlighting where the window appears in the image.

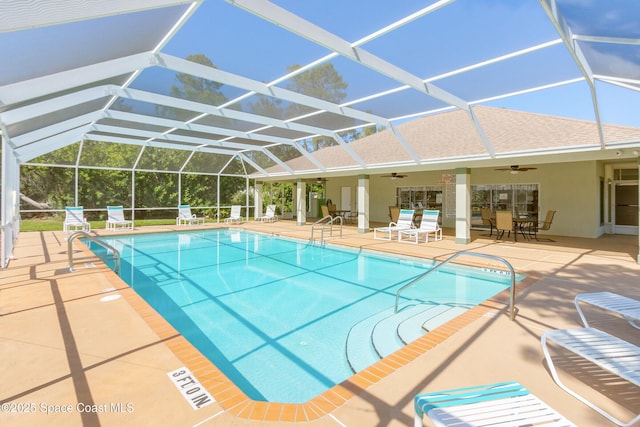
[471,184,539,225]
[614,168,639,180]
[396,186,443,211]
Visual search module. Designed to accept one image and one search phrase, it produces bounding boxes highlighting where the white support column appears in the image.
[216,175,221,222]
[357,174,370,233]
[296,180,306,225]
[176,170,181,206]
[1,139,20,268]
[254,182,263,219]
[245,177,250,222]
[131,171,135,223]
[455,167,471,244]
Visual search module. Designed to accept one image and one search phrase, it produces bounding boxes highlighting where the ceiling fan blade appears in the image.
[494,165,536,172]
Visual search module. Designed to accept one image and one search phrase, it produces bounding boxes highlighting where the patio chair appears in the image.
[480,207,495,237]
[529,210,555,240]
[495,210,514,242]
[327,203,337,218]
[389,205,400,223]
[256,204,278,222]
[374,208,414,240]
[321,204,335,219]
[575,291,640,329]
[224,205,244,224]
[176,205,205,226]
[398,210,442,244]
[105,205,133,231]
[414,381,575,427]
[345,210,357,225]
[63,206,91,233]
[541,327,640,426]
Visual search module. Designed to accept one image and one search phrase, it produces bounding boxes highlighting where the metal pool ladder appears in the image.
[67,231,121,274]
[310,215,343,245]
[394,250,517,320]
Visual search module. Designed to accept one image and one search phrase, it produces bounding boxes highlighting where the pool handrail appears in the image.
[394,250,517,320]
[310,215,343,245]
[67,230,121,274]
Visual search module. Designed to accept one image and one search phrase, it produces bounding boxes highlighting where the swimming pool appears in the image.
[88,229,514,403]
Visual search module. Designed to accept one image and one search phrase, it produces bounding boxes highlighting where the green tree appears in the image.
[246,95,302,163]
[286,63,348,103]
[285,63,351,152]
[157,54,227,121]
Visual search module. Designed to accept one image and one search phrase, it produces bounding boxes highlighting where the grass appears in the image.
[20,218,195,232]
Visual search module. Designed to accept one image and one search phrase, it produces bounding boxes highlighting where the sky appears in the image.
[2,0,640,130]
[155,0,640,127]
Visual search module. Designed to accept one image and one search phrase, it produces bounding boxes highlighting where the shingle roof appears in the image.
[275,106,640,174]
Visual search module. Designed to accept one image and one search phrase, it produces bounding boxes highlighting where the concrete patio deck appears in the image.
[1,220,638,426]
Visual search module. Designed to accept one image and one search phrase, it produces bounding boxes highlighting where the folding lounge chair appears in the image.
[224,205,244,224]
[105,205,133,231]
[575,291,640,329]
[398,210,442,244]
[176,205,205,226]
[256,204,278,222]
[414,381,575,427]
[63,206,91,233]
[374,209,414,240]
[541,327,640,426]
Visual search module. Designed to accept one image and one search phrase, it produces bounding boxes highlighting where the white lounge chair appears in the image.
[256,204,278,222]
[63,206,90,233]
[105,205,133,231]
[224,205,244,224]
[414,381,575,427]
[575,291,640,329]
[541,327,640,426]
[398,209,442,244]
[176,205,205,226]
[374,208,414,240]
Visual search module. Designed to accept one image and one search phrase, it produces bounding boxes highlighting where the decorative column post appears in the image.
[296,180,307,225]
[358,174,370,233]
[455,167,471,244]
[254,182,263,219]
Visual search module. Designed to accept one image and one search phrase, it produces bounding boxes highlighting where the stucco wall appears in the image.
[323,161,603,238]
[470,161,599,238]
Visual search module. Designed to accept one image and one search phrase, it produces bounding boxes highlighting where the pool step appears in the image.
[344,305,410,374]
[397,305,468,344]
[372,304,446,358]
[346,302,468,373]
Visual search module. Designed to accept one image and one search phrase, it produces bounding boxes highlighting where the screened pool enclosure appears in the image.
[2,0,640,267]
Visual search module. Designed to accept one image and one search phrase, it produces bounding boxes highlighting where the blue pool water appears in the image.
[87,229,514,403]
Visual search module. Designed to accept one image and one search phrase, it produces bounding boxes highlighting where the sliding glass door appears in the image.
[471,184,539,227]
[613,182,638,235]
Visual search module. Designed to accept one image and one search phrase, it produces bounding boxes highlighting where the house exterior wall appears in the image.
[470,161,598,238]
[324,160,608,239]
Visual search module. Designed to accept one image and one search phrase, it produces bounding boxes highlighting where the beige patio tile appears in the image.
[1,223,638,426]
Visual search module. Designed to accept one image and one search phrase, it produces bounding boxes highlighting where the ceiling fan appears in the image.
[494,165,537,174]
[381,172,408,179]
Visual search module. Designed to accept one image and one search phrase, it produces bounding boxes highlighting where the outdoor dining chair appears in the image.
[495,210,514,242]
